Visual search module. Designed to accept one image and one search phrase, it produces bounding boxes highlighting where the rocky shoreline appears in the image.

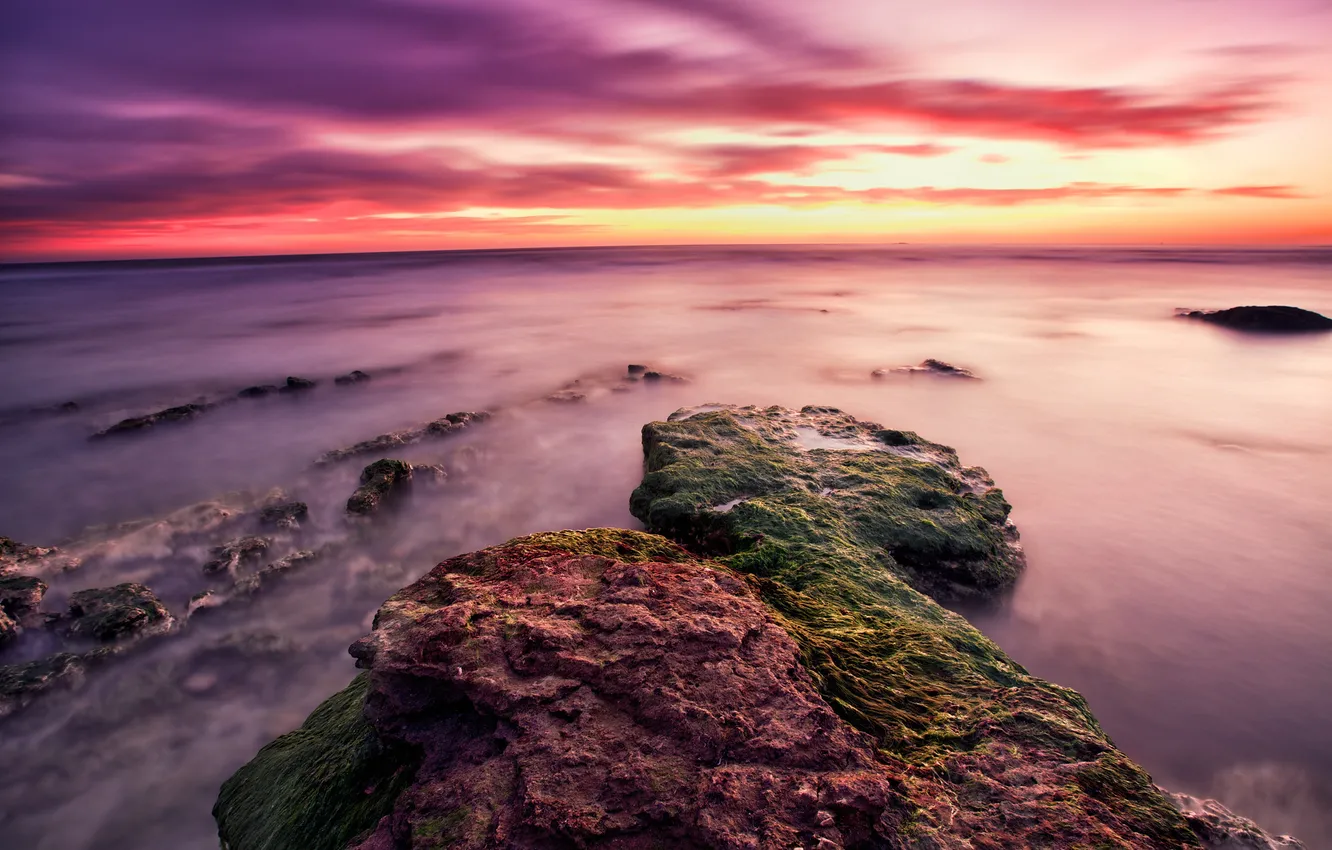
[203,404,1303,849]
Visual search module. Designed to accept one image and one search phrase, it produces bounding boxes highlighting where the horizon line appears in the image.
[3,239,1331,269]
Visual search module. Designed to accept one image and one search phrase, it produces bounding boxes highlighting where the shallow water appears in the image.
[1,245,1330,848]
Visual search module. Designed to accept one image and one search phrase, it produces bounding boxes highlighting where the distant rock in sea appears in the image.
[873,358,979,379]
[1177,305,1332,333]
[91,402,212,439]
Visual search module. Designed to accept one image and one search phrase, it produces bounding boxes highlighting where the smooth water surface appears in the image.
[1,246,1329,848]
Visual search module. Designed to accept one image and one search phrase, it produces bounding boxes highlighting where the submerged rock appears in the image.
[1178,305,1332,333]
[875,358,979,379]
[346,459,414,516]
[317,411,489,465]
[65,582,174,641]
[90,402,212,439]
[334,370,371,385]
[201,536,271,575]
[238,384,280,398]
[259,501,308,530]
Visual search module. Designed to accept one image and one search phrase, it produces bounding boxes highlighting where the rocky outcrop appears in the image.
[1177,306,1332,333]
[317,411,489,465]
[346,460,415,516]
[217,529,910,849]
[634,405,1023,600]
[214,406,1299,850]
[873,358,979,379]
[64,582,174,641]
[90,402,212,439]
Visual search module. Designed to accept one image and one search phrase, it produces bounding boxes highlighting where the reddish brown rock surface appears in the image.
[346,529,908,849]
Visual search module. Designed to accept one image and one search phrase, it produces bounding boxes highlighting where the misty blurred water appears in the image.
[1,245,1330,848]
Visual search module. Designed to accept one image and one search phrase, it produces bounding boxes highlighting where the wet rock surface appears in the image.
[1178,305,1332,333]
[279,376,318,393]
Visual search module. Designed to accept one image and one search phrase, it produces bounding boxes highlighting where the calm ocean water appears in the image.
[1,245,1330,848]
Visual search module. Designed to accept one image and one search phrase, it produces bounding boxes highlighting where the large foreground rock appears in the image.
[215,406,1301,849]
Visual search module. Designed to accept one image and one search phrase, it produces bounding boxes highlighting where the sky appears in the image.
[2,0,1330,260]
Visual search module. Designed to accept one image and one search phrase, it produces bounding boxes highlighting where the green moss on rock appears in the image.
[630,404,1201,847]
[214,672,420,850]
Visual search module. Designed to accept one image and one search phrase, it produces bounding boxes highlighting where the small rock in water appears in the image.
[278,376,317,393]
[238,385,280,398]
[202,536,272,575]
[545,389,586,403]
[627,364,648,376]
[346,459,414,516]
[65,582,174,642]
[258,501,308,530]
[91,402,212,439]
[875,358,978,379]
[1177,305,1332,333]
[333,370,371,385]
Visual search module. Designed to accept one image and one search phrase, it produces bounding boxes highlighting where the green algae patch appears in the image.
[214,672,419,850]
[630,405,1202,847]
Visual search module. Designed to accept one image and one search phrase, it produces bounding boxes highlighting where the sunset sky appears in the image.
[3,0,1330,260]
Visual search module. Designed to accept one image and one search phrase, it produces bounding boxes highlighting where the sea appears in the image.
[1,245,1329,849]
